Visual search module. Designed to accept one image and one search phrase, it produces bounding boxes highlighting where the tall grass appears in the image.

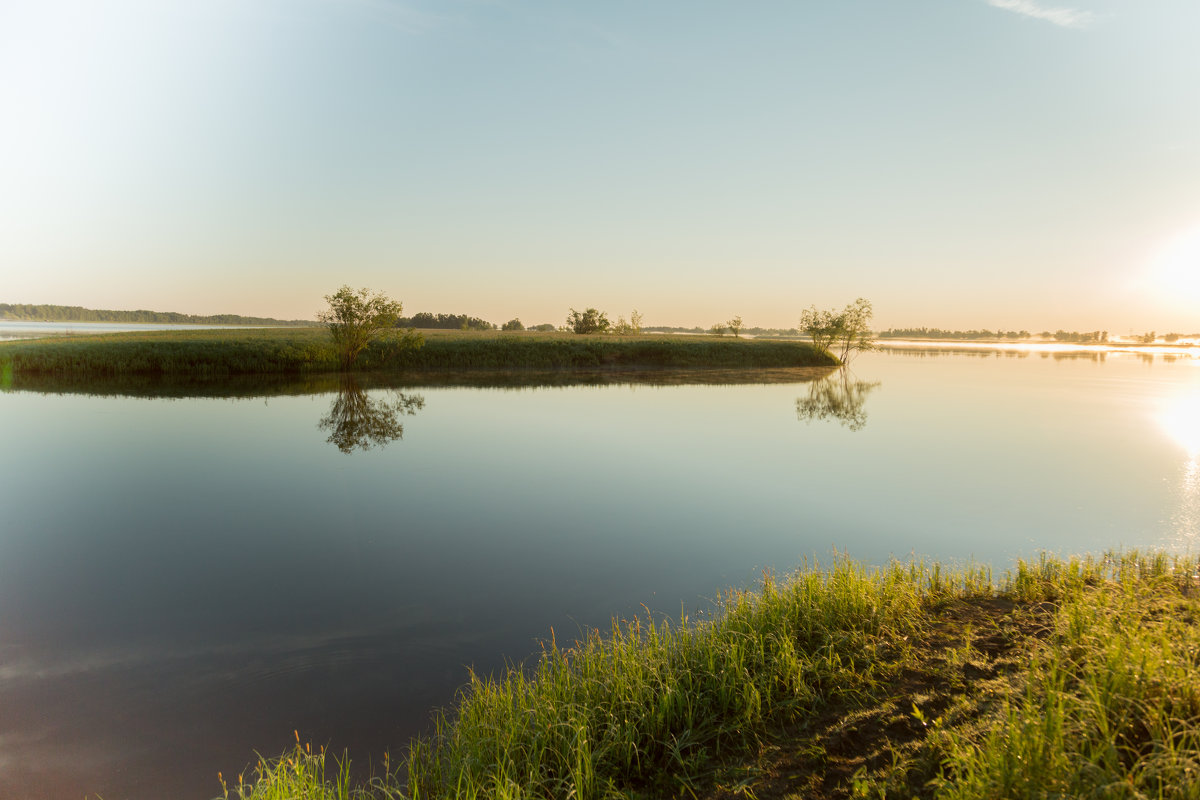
[406,560,938,799]
[0,328,836,379]
[216,732,401,800]
[934,552,1200,799]
[217,552,1200,800]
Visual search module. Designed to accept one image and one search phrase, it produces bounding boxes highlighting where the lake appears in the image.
[2,348,1198,799]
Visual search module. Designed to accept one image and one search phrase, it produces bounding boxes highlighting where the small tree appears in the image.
[319,286,412,368]
[709,323,726,337]
[801,298,874,364]
[727,315,743,338]
[567,308,610,334]
[800,306,839,352]
[502,318,524,331]
[611,310,644,336]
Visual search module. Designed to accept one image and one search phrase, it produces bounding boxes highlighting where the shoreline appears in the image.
[0,328,839,380]
[217,551,1200,800]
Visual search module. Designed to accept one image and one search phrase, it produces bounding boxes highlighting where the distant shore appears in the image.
[0,327,838,380]
[875,338,1199,353]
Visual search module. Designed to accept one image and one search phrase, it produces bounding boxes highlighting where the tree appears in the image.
[567,307,610,334]
[727,316,743,338]
[319,286,415,368]
[801,298,875,364]
[612,309,644,336]
[630,309,643,334]
[502,318,524,331]
[709,323,726,336]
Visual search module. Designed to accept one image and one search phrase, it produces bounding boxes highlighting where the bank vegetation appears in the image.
[0,328,837,382]
[215,551,1200,800]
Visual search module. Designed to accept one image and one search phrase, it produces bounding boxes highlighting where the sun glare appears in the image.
[1145,225,1200,306]
[1160,392,1200,459]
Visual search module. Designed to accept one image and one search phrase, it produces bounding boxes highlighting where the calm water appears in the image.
[2,349,1199,799]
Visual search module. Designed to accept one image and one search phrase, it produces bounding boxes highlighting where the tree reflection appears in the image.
[796,371,880,432]
[318,377,425,454]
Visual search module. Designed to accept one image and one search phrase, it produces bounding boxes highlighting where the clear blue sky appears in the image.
[2,0,1198,331]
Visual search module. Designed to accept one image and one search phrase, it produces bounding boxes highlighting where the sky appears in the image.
[2,0,1199,331]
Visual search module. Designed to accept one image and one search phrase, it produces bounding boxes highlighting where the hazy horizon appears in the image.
[3,1,1198,331]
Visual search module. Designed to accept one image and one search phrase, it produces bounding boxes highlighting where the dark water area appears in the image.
[2,351,1198,799]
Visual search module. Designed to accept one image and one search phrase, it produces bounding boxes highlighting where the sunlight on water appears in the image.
[1159,389,1200,547]
[1170,459,1200,548]
[1160,393,1200,459]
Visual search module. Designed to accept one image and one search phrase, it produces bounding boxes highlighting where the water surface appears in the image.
[1,350,1197,799]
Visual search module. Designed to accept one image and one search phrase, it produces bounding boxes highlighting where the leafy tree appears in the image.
[319,286,417,368]
[531,323,557,332]
[709,323,726,336]
[801,298,874,364]
[800,307,839,352]
[727,316,743,337]
[612,309,645,335]
[567,308,610,334]
[502,318,524,331]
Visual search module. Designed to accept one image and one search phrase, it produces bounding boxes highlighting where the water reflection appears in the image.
[3,367,833,397]
[1159,391,1200,546]
[1173,460,1200,546]
[318,377,425,454]
[795,371,880,431]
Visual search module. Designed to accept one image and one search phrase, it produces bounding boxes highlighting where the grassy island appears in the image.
[215,551,1200,800]
[0,328,837,383]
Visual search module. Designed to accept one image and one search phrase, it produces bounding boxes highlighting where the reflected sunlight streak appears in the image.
[1160,391,1200,545]
[1160,394,1200,459]
[1172,459,1200,547]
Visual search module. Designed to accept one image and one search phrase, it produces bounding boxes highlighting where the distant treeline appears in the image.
[644,326,802,337]
[0,303,315,326]
[877,328,1200,344]
[397,312,496,331]
[879,328,1034,340]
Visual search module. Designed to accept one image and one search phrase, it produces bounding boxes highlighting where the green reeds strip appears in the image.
[0,328,836,380]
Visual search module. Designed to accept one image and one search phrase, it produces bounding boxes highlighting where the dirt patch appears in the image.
[702,596,1054,800]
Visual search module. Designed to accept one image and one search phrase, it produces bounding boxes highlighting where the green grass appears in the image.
[210,551,1200,800]
[0,328,837,379]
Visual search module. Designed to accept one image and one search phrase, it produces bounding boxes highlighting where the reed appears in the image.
[0,328,837,378]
